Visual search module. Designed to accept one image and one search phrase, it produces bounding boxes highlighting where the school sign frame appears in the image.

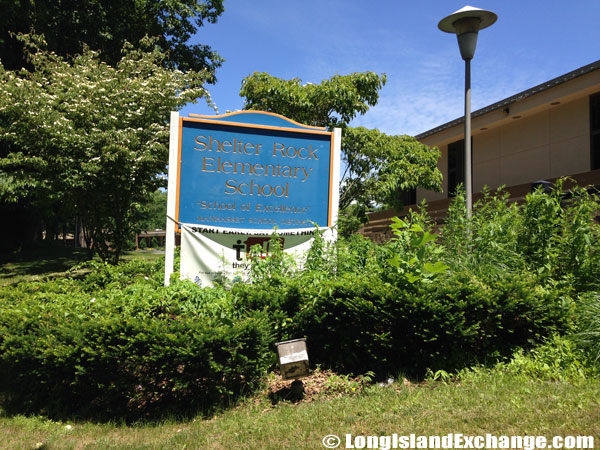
[164,111,341,285]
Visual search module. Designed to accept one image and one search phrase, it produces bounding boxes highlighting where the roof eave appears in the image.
[416,59,600,140]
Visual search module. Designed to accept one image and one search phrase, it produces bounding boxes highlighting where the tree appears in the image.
[240,71,385,129]
[239,72,442,230]
[341,127,442,212]
[0,0,224,81]
[137,190,168,233]
[0,35,211,262]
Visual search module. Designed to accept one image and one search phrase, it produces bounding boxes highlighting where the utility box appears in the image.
[275,338,309,380]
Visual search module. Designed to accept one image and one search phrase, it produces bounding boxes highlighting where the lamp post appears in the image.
[438,6,497,217]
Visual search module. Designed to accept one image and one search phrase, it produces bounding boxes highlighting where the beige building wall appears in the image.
[417,89,594,203]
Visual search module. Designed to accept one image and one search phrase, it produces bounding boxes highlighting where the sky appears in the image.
[180,1,600,137]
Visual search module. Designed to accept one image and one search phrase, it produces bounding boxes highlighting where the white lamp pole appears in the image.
[438,6,497,217]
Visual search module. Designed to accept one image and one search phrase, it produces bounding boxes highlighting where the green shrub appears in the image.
[441,186,525,280]
[231,222,576,378]
[0,269,274,420]
[333,233,386,277]
[246,232,297,286]
[495,335,592,381]
[386,216,449,286]
[441,181,600,289]
[458,334,598,383]
[73,259,160,291]
[573,293,600,364]
[254,268,573,378]
[554,188,600,289]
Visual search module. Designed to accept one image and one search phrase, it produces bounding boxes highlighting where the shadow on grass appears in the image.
[0,244,165,286]
[0,392,239,426]
[0,243,91,285]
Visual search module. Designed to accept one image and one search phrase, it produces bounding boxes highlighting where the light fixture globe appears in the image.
[438,6,497,60]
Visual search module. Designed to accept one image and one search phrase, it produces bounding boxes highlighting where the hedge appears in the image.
[0,262,274,420]
[234,270,575,377]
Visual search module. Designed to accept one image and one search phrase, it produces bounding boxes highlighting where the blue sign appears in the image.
[176,111,336,230]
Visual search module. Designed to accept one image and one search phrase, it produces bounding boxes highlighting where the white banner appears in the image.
[180,224,333,287]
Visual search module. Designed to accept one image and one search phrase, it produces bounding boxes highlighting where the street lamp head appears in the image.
[438,6,497,60]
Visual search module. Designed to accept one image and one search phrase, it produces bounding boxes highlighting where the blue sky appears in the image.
[181,1,600,136]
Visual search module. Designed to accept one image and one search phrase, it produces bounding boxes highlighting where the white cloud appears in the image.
[350,51,568,137]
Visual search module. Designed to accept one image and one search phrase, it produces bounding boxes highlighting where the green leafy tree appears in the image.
[240,71,385,129]
[239,72,442,231]
[137,190,168,232]
[0,0,224,81]
[341,127,442,213]
[0,35,211,262]
[0,0,224,249]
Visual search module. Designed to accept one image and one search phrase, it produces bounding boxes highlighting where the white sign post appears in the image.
[164,111,180,285]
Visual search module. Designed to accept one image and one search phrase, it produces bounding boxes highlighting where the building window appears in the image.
[447,138,473,197]
[591,92,600,170]
[398,188,416,207]
[447,140,464,197]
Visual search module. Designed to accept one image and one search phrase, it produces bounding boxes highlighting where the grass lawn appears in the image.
[0,243,163,286]
[0,375,598,449]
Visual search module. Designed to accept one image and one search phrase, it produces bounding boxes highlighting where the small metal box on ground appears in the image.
[275,338,309,380]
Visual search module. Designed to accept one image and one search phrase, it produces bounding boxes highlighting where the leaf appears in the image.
[408,224,424,233]
[423,262,450,274]
[418,232,438,247]
[405,273,420,284]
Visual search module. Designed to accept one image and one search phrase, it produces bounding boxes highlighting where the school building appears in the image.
[361,59,600,241]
